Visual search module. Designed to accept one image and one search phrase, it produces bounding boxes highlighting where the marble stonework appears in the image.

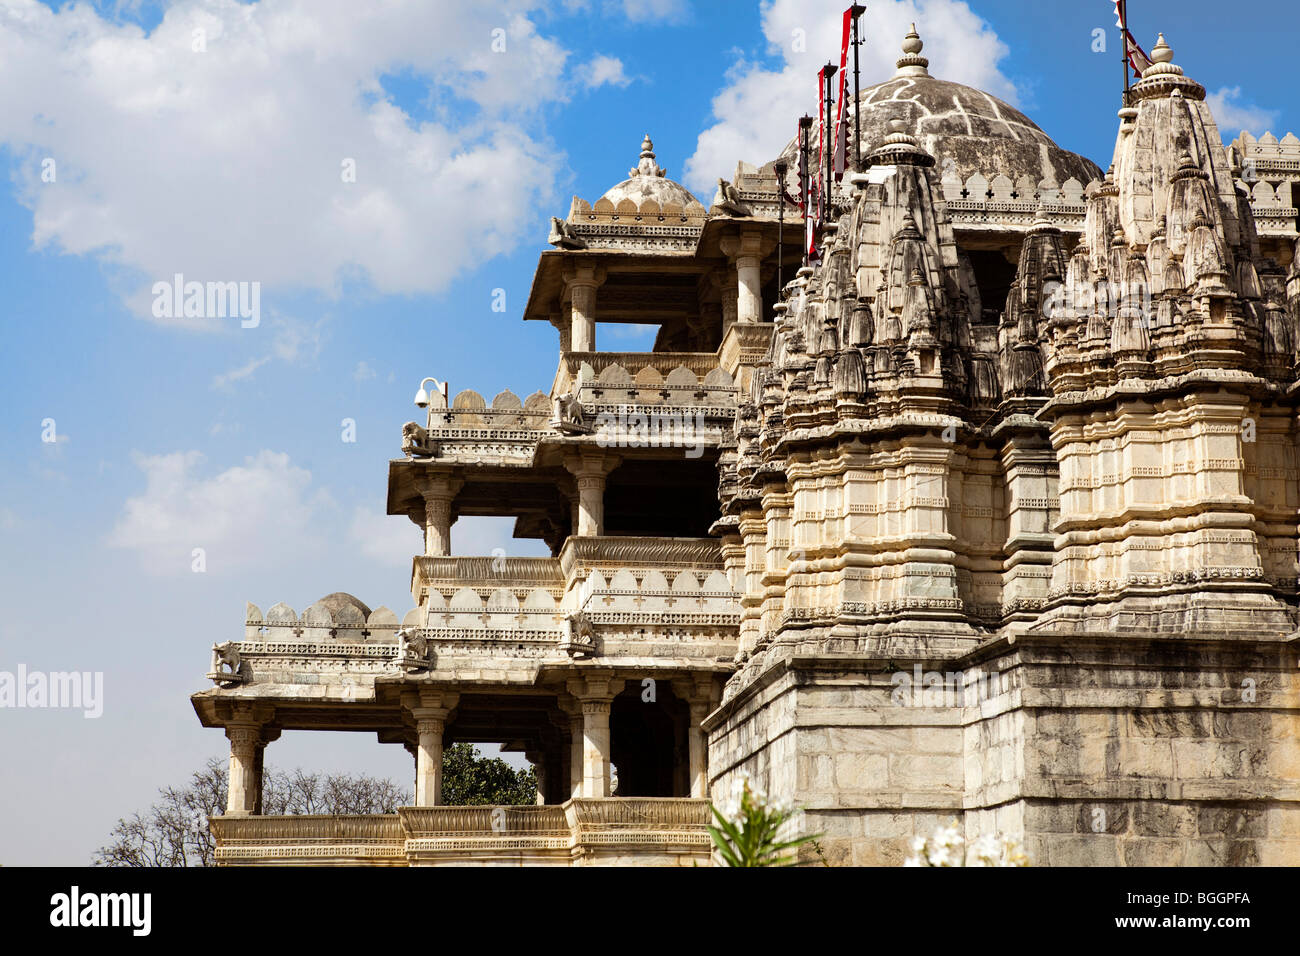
[194,27,1300,867]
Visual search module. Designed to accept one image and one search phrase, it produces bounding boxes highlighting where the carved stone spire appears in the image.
[865,118,934,169]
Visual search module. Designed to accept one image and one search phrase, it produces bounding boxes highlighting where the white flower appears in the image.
[934,824,964,850]
[969,834,1000,865]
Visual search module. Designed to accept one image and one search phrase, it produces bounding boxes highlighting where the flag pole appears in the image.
[851,4,865,172]
[824,62,837,218]
[799,115,813,268]
[1120,0,1131,106]
[775,159,788,296]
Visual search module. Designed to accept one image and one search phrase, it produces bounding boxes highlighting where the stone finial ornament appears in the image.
[1149,33,1173,65]
[629,134,668,179]
[896,23,930,76]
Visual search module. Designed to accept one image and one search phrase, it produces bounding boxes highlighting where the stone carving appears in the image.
[710,178,752,217]
[550,386,592,435]
[558,614,596,658]
[393,628,432,673]
[207,642,245,686]
[196,24,1300,872]
[547,216,588,250]
[401,421,437,457]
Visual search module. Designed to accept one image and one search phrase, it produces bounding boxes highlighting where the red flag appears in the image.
[1112,1,1151,79]
[834,8,851,176]
[1122,30,1151,78]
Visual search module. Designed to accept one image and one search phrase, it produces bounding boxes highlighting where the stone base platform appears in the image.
[705,630,1300,866]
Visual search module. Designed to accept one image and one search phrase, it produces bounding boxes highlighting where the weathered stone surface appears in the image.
[195,21,1300,868]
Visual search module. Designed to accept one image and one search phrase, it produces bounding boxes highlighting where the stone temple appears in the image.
[194,27,1300,866]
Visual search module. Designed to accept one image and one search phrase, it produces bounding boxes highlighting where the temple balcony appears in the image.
[396,352,740,470]
[209,798,712,866]
[198,541,738,706]
[552,349,734,406]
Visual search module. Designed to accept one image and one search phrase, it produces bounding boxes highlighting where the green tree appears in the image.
[95,746,537,866]
[94,757,410,867]
[439,743,537,806]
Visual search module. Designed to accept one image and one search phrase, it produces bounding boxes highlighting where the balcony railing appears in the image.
[210,798,713,866]
[554,351,735,408]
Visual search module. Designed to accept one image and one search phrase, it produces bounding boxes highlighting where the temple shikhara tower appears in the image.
[193,24,1300,866]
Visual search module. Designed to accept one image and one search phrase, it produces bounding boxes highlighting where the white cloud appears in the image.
[353,360,377,382]
[618,0,689,24]
[1206,86,1279,139]
[0,0,580,309]
[577,54,631,89]
[682,0,1018,193]
[564,0,688,22]
[212,313,324,387]
[212,355,271,389]
[108,449,334,574]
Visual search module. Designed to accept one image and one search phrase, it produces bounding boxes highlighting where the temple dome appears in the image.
[773,24,1103,188]
[314,592,372,618]
[599,134,703,208]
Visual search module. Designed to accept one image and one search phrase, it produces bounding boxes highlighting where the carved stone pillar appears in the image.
[548,311,572,353]
[581,699,612,797]
[551,706,580,802]
[403,690,458,806]
[225,724,260,816]
[567,677,624,797]
[568,713,584,799]
[525,749,547,805]
[250,731,280,814]
[716,271,739,336]
[414,714,445,806]
[563,264,606,353]
[674,678,717,798]
[562,453,619,537]
[721,229,773,325]
[223,706,275,815]
[687,702,709,798]
[414,473,464,557]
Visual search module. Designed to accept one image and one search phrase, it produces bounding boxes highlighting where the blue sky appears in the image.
[0,0,1291,865]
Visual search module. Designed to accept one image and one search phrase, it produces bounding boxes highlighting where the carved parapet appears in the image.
[940,172,1088,231]
[553,351,736,406]
[563,193,706,253]
[243,600,400,643]
[417,582,565,633]
[211,815,407,866]
[210,801,714,866]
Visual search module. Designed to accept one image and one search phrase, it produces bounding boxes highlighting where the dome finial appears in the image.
[902,23,923,55]
[896,23,930,76]
[631,133,666,178]
[1150,33,1173,64]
